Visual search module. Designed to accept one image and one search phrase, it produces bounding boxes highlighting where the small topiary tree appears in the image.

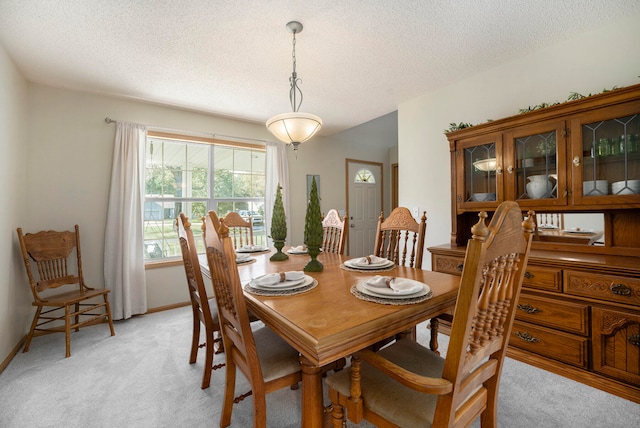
[270,183,289,261]
[303,176,323,271]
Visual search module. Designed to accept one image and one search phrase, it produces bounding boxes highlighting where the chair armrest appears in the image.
[356,348,453,395]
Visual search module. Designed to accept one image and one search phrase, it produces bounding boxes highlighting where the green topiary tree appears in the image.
[270,183,289,261]
[303,176,323,271]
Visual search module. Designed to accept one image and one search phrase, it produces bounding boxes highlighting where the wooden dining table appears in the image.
[202,248,460,427]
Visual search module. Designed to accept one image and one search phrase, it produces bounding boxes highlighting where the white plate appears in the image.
[250,275,313,291]
[344,259,395,270]
[287,249,308,254]
[355,281,430,299]
[562,228,595,234]
[236,246,269,253]
[236,257,254,264]
[362,278,426,296]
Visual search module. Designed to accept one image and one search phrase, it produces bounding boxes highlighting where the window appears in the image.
[144,132,266,260]
[354,168,375,183]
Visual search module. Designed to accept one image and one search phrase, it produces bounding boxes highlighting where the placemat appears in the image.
[350,284,433,305]
[340,263,397,273]
[244,279,318,296]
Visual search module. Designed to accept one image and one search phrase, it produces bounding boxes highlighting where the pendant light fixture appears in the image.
[266,21,322,152]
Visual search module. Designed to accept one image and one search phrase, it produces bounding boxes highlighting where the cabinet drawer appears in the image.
[432,254,464,276]
[565,270,640,306]
[515,293,588,335]
[522,266,562,292]
[510,321,588,368]
[592,307,640,386]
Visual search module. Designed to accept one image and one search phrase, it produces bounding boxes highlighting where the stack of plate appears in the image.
[344,258,395,270]
[583,180,608,196]
[249,274,312,291]
[355,278,430,300]
[612,179,640,195]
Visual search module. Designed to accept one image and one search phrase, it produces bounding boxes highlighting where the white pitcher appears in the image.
[527,175,553,199]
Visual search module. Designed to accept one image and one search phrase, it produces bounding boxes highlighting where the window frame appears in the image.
[144,131,266,264]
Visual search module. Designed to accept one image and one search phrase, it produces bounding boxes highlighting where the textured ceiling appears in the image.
[1,1,639,136]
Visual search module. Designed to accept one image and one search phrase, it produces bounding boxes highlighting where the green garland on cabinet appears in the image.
[443,78,639,134]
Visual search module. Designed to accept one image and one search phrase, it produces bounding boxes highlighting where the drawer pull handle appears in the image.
[630,335,640,346]
[515,331,540,343]
[610,283,631,296]
[524,271,534,279]
[457,263,463,272]
[517,304,541,314]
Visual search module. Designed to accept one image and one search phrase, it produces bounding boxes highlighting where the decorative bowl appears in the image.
[612,179,640,195]
[470,192,496,202]
[583,180,608,196]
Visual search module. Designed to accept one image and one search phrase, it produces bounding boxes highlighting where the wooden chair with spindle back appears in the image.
[536,212,565,229]
[221,211,254,249]
[177,212,224,389]
[203,210,303,427]
[326,202,535,428]
[322,209,347,255]
[373,207,427,268]
[17,225,115,358]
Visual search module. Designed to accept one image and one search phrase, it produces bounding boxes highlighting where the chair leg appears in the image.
[253,387,268,428]
[65,305,71,358]
[220,361,237,428]
[105,295,116,336]
[23,306,42,353]
[201,327,215,389]
[429,318,440,354]
[189,312,200,364]
[74,302,80,332]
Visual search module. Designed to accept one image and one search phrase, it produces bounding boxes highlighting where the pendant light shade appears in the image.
[266,111,322,150]
[266,21,322,151]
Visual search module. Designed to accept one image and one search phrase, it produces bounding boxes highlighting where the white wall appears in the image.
[20,84,395,314]
[0,42,30,363]
[398,12,640,270]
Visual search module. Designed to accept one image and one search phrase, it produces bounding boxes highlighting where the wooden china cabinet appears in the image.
[429,83,640,403]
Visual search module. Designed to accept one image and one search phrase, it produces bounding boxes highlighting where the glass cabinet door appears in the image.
[504,120,567,207]
[571,101,640,204]
[456,133,503,207]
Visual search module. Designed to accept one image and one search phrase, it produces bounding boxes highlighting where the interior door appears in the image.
[347,160,382,257]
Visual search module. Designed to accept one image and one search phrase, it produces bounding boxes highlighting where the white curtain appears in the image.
[104,122,148,320]
[265,141,290,247]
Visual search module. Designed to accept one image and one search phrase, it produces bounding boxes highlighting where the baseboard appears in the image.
[0,336,26,376]
[146,301,191,314]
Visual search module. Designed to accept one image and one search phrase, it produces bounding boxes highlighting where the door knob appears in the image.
[350,224,355,228]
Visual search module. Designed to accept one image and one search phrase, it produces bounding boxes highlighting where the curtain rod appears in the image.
[104,116,270,144]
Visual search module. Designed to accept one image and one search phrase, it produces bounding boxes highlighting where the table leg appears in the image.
[300,355,323,428]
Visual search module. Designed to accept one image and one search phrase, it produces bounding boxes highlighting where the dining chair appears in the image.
[222,211,254,249]
[326,201,535,428]
[372,207,427,345]
[177,212,224,389]
[16,225,116,358]
[322,209,347,255]
[535,212,565,229]
[203,210,303,427]
[374,207,427,269]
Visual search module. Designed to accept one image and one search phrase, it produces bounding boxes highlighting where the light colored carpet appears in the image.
[0,306,638,427]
